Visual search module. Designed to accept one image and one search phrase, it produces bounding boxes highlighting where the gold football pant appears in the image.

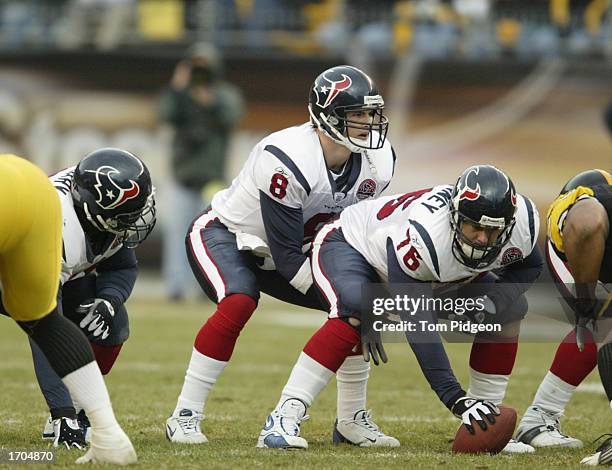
[0,154,62,321]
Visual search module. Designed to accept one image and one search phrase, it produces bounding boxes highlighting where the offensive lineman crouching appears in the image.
[258,165,543,452]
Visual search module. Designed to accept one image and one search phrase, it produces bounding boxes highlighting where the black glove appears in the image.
[451,396,500,434]
[77,298,115,341]
[361,325,388,366]
[574,297,600,352]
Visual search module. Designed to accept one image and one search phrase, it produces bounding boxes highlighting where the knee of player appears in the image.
[17,306,60,335]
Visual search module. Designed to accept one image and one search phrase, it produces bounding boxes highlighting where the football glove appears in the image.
[574,296,602,352]
[361,326,388,366]
[451,396,500,435]
[77,298,115,341]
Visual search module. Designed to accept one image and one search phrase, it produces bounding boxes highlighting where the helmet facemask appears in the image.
[309,101,389,153]
[83,191,156,249]
[449,207,516,269]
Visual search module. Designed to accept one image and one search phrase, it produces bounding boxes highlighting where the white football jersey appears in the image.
[340,185,540,282]
[51,167,124,285]
[211,123,395,245]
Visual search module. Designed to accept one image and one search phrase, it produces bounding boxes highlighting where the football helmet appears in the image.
[72,148,156,248]
[449,165,517,269]
[559,169,612,194]
[308,65,388,153]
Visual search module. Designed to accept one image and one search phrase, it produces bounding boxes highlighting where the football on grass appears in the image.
[452,405,517,454]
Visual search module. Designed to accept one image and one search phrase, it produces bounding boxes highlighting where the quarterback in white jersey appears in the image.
[212,121,394,291]
[167,65,398,447]
[258,165,544,453]
[26,148,155,453]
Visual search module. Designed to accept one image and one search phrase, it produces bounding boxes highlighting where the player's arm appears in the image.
[256,146,312,294]
[386,239,465,407]
[387,239,499,432]
[486,245,544,314]
[563,197,609,314]
[485,195,543,314]
[94,247,139,307]
[75,248,137,341]
[260,192,311,294]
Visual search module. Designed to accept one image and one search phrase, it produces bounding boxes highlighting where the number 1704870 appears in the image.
[0,449,55,464]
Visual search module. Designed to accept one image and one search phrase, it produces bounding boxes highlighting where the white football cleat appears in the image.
[333,410,400,447]
[501,438,535,454]
[581,435,612,466]
[75,425,136,465]
[166,409,208,444]
[516,406,583,448]
[257,398,309,449]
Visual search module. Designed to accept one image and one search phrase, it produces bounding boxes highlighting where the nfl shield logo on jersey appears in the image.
[356,179,377,200]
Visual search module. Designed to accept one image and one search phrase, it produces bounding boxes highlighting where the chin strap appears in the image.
[308,105,378,175]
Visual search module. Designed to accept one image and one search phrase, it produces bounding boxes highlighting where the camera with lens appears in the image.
[190,65,214,86]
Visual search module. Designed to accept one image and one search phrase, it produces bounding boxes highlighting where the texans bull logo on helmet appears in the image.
[317,73,353,109]
[457,167,481,202]
[456,167,517,207]
[85,165,141,210]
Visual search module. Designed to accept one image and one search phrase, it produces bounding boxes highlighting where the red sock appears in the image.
[194,293,257,361]
[303,318,360,372]
[469,335,518,375]
[90,343,123,375]
[550,329,597,386]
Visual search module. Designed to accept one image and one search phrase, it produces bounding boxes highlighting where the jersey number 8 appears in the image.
[270,173,289,199]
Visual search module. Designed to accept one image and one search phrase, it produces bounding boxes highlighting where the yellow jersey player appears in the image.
[515,169,612,465]
[0,154,136,465]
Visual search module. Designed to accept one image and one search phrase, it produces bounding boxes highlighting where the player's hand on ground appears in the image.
[573,296,602,351]
[77,298,115,341]
[451,396,500,434]
[361,326,388,366]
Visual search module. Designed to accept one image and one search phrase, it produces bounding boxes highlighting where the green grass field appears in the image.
[0,296,609,469]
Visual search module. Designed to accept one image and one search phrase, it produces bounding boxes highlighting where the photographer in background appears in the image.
[159,43,244,302]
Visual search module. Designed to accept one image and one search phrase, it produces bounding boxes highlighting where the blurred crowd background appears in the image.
[0,0,610,298]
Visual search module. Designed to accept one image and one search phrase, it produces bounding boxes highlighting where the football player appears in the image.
[166,65,399,447]
[23,148,156,449]
[0,154,136,464]
[258,165,542,452]
[514,169,612,459]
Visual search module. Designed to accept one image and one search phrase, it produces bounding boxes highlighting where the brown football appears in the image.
[452,405,517,454]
